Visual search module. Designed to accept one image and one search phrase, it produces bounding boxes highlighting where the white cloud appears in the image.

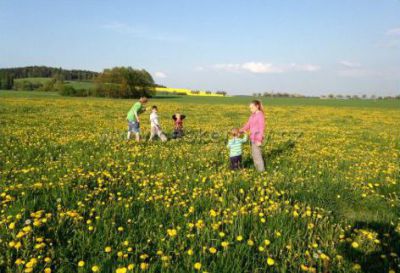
[338,61,361,68]
[154,72,167,78]
[386,27,400,36]
[213,61,320,74]
[242,62,283,73]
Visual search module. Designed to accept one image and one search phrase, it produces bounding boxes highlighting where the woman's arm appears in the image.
[240,118,251,132]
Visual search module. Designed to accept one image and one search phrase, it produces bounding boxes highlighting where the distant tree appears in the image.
[94,67,155,98]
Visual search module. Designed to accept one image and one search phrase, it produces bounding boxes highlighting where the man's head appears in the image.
[139,97,148,104]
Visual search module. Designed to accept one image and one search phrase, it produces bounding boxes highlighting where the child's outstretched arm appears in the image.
[241,134,248,143]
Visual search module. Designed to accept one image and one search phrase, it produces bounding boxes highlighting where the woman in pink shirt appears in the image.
[240,100,265,172]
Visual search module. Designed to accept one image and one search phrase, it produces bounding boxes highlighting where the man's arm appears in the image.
[134,111,140,122]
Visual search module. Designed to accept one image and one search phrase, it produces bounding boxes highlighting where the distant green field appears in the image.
[13,77,53,84]
[64,80,95,90]
[1,90,399,109]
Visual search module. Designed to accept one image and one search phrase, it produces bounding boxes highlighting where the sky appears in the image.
[0,0,399,96]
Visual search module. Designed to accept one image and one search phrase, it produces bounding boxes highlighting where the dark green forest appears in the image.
[0,66,98,89]
[0,66,156,98]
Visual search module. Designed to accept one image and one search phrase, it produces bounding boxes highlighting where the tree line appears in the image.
[0,66,98,89]
[253,91,400,100]
[0,66,156,98]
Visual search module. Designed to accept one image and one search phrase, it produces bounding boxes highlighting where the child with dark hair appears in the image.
[172,113,186,139]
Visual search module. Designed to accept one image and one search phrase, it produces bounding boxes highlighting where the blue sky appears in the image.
[1,0,399,96]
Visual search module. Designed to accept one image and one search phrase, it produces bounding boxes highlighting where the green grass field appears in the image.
[0,91,399,273]
[13,78,53,84]
[1,90,399,108]
[64,81,96,90]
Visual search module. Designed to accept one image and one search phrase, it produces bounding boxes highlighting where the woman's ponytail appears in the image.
[251,100,264,112]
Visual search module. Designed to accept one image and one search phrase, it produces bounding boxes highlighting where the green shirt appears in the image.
[227,135,248,157]
[127,102,143,122]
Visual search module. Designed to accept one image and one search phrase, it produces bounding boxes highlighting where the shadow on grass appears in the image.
[338,221,400,273]
[243,139,296,169]
[264,139,296,162]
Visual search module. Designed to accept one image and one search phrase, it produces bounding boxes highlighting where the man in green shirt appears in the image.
[127,97,148,141]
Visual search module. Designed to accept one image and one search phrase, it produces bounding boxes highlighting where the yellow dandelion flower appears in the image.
[194,262,202,270]
[140,262,149,270]
[221,241,229,248]
[351,242,359,249]
[116,267,127,273]
[167,229,177,237]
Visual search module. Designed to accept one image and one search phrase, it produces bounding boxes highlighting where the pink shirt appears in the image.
[241,111,265,143]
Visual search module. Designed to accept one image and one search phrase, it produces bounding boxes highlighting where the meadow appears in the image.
[0,91,399,273]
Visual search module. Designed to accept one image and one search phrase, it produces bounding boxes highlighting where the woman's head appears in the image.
[139,97,148,104]
[249,100,263,113]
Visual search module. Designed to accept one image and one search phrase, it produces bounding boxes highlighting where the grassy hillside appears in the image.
[13,77,53,84]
